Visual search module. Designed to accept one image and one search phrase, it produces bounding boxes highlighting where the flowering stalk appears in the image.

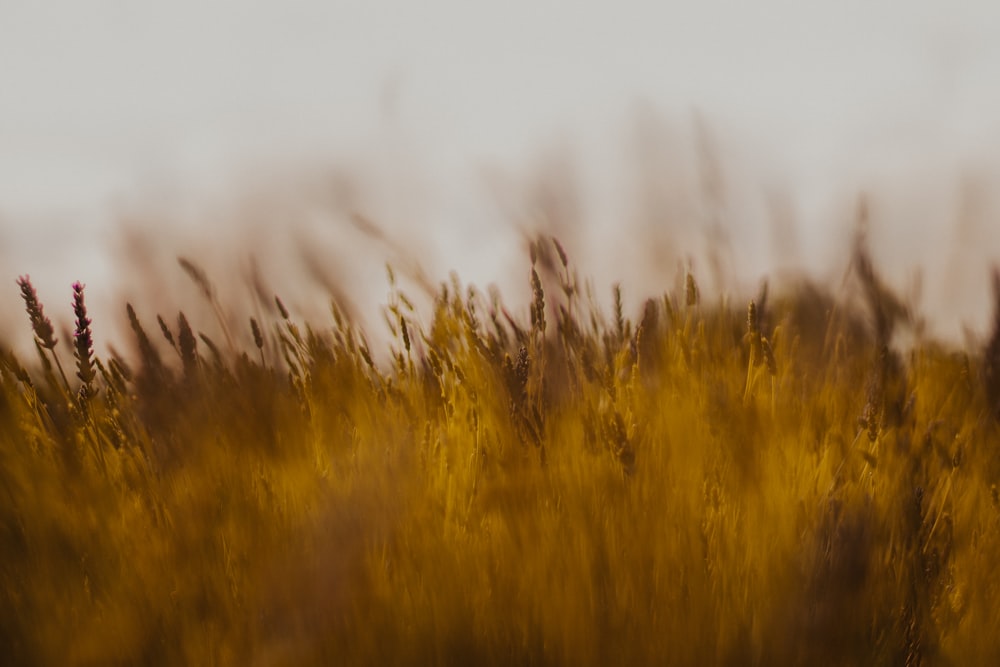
[17,275,57,350]
[72,282,96,396]
[178,312,198,378]
[17,275,71,393]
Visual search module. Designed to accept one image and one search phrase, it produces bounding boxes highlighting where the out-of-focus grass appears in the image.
[2,236,1000,666]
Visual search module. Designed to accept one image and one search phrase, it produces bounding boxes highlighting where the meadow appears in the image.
[2,228,1000,666]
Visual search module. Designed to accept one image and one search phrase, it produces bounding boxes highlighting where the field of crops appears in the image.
[2,230,1000,665]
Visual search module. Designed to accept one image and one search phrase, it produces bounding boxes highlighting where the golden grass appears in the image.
[2,236,1000,666]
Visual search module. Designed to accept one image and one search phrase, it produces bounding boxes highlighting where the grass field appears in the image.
[2,229,1000,665]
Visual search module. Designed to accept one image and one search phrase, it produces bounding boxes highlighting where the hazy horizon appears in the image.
[3,1,1000,346]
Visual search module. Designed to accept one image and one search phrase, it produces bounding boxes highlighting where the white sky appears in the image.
[2,1,1000,342]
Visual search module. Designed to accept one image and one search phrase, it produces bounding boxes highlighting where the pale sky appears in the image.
[2,1,999,342]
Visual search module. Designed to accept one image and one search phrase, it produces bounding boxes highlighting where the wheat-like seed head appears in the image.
[157,315,176,349]
[359,340,375,371]
[398,313,410,354]
[126,303,163,372]
[177,257,214,301]
[530,267,546,336]
[250,318,264,350]
[71,282,96,391]
[275,296,290,320]
[747,300,763,362]
[177,312,198,375]
[685,272,698,308]
[552,236,569,268]
[613,284,625,342]
[17,275,57,350]
[198,332,221,364]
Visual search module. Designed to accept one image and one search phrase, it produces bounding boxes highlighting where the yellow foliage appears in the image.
[2,245,1000,665]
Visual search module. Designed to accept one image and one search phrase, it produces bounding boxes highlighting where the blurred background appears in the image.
[2,1,999,349]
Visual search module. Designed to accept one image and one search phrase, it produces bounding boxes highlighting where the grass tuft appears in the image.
[2,243,1000,665]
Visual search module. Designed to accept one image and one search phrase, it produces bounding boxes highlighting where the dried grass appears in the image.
[2,236,1000,666]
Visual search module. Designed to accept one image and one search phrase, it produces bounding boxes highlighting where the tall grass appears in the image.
[1,235,999,665]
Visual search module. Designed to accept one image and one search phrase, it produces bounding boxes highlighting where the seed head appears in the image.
[157,315,176,348]
[17,275,57,350]
[531,267,546,335]
[685,273,698,308]
[552,237,569,268]
[398,313,410,353]
[250,317,264,350]
[613,284,625,342]
[747,300,763,361]
[275,296,290,320]
[71,282,96,389]
[177,312,198,375]
[177,257,214,301]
